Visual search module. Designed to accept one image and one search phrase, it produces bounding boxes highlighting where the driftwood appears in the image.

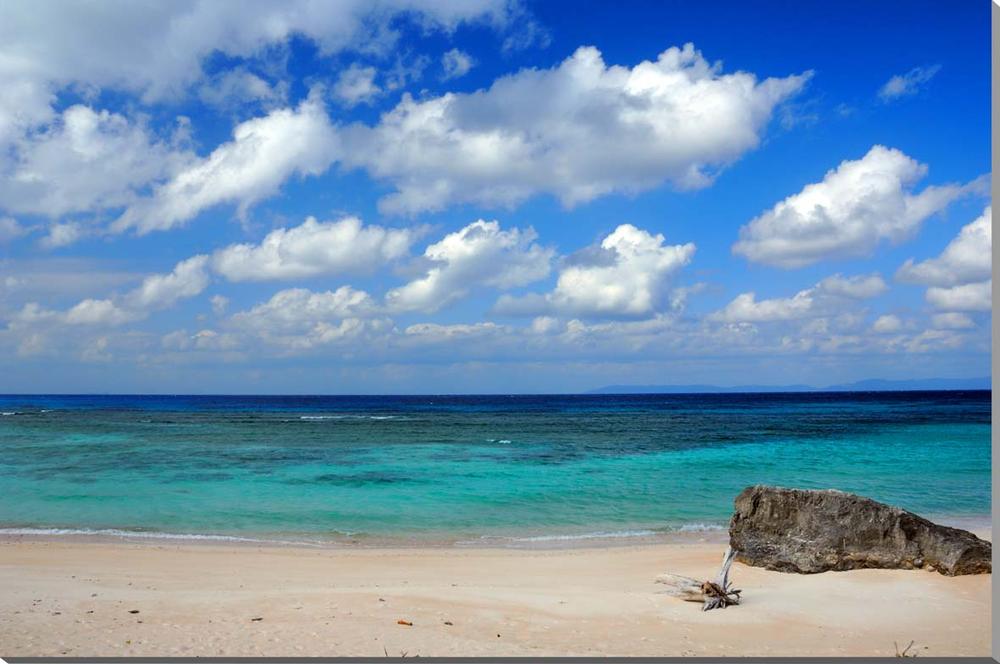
[655,546,741,611]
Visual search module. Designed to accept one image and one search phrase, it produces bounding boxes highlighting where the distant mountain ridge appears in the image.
[587,377,991,394]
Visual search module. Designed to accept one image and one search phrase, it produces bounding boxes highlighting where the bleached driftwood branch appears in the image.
[655,546,741,611]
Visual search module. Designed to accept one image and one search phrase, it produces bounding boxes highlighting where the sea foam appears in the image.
[0,527,323,547]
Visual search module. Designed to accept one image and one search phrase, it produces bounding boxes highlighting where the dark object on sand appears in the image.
[397,619,413,626]
[729,485,992,576]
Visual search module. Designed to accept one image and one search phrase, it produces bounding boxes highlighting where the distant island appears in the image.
[587,377,991,394]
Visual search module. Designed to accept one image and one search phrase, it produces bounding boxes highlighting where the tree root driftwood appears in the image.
[655,546,741,611]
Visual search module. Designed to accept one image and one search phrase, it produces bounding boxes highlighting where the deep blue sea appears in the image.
[0,391,991,545]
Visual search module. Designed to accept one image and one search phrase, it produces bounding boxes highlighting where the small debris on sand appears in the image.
[250,617,263,622]
[443,621,453,626]
[397,619,413,626]
[128,610,140,614]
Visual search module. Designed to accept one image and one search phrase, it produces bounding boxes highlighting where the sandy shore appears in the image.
[0,533,991,658]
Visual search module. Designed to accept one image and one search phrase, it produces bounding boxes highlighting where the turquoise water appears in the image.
[0,392,990,544]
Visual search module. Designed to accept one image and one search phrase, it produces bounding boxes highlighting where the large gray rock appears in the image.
[729,485,991,576]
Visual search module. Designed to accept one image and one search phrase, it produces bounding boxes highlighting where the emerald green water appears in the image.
[0,392,990,544]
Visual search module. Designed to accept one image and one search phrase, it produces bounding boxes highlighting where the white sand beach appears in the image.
[0,532,990,658]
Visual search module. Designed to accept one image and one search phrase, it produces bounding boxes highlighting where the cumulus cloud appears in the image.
[39,222,86,249]
[340,43,811,214]
[871,314,902,333]
[815,273,888,299]
[711,272,887,323]
[925,281,991,312]
[496,224,695,318]
[878,65,941,102]
[333,64,381,107]
[113,91,338,234]
[733,146,985,268]
[228,286,385,351]
[125,255,211,311]
[0,1,512,137]
[213,216,414,281]
[710,290,814,323]
[897,207,992,312]
[1,105,192,219]
[63,298,138,326]
[386,220,553,313]
[897,207,991,287]
[441,48,475,80]
[0,1,517,227]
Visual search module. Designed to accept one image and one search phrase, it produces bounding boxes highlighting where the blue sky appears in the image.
[0,0,991,393]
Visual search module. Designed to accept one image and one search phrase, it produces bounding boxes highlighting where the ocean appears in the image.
[0,391,990,546]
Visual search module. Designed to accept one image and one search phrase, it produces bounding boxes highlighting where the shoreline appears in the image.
[0,512,989,551]
[0,536,990,657]
[0,526,733,552]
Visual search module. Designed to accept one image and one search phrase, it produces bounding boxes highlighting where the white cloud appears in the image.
[64,298,138,326]
[900,328,966,353]
[340,43,811,214]
[733,146,984,268]
[711,272,887,323]
[125,255,211,311]
[0,217,28,243]
[386,220,553,313]
[878,65,941,102]
[12,255,210,328]
[199,68,287,110]
[897,207,991,287]
[39,222,86,249]
[897,207,992,312]
[228,286,385,350]
[383,55,431,92]
[233,287,375,327]
[816,273,887,299]
[210,295,230,316]
[0,258,140,303]
[113,91,338,234]
[0,1,512,136]
[213,216,414,281]
[403,321,502,340]
[333,64,381,107]
[926,281,991,312]
[871,314,902,333]
[162,328,240,352]
[931,312,974,330]
[711,290,814,323]
[1,105,192,219]
[0,1,516,225]
[496,224,695,318]
[441,48,475,80]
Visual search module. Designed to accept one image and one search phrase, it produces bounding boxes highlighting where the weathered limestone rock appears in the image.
[729,485,991,576]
